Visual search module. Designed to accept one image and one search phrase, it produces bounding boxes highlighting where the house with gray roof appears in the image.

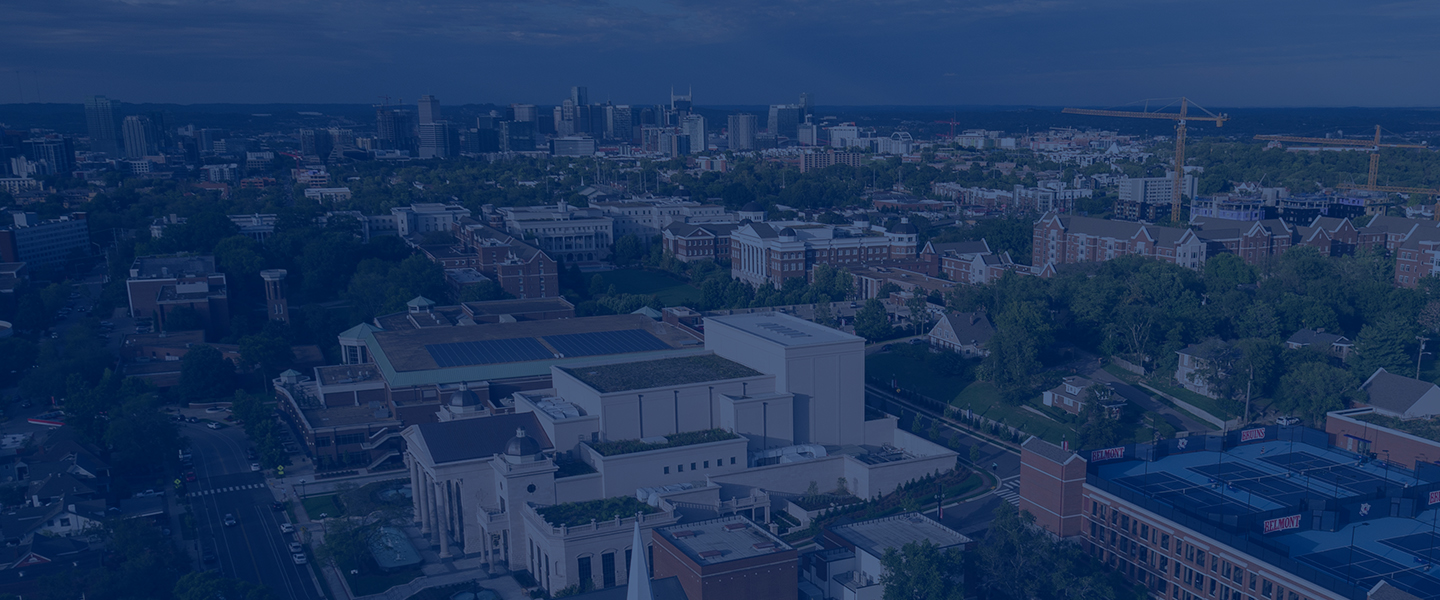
[928,311,995,357]
[1360,368,1440,418]
[1285,328,1353,358]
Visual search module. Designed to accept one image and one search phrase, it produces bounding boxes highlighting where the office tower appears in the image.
[199,129,225,153]
[671,87,693,113]
[555,101,576,137]
[768,104,801,139]
[476,112,499,130]
[798,92,812,120]
[22,136,76,176]
[300,129,334,161]
[84,96,120,156]
[728,113,757,150]
[418,121,454,159]
[605,105,634,142]
[376,107,417,152]
[583,105,605,136]
[122,115,156,158]
[797,117,818,146]
[418,95,440,125]
[570,86,588,107]
[500,121,536,152]
[681,114,707,154]
[510,104,538,123]
[328,128,355,149]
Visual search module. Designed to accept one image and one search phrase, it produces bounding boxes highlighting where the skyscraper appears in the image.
[606,105,634,142]
[768,104,801,139]
[728,113,757,150]
[570,86,588,107]
[418,95,440,125]
[510,104,538,123]
[22,136,75,176]
[122,115,156,158]
[418,121,454,159]
[299,129,333,161]
[671,87,693,113]
[376,107,417,152]
[798,92,813,120]
[681,114,707,154]
[84,95,119,156]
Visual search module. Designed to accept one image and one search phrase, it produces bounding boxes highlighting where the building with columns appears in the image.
[400,312,956,595]
[729,220,921,288]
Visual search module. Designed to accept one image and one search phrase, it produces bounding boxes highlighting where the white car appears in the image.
[250,463,261,472]
[279,523,295,534]
[206,422,221,430]
[288,542,303,554]
[292,553,307,565]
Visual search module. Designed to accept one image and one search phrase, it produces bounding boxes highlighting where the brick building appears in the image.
[730,220,920,287]
[652,516,797,600]
[125,255,229,335]
[662,222,740,263]
[415,220,559,299]
[1032,212,1207,272]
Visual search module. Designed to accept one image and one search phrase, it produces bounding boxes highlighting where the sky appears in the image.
[2,0,1439,107]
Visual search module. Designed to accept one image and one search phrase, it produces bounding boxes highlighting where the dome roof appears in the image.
[741,201,765,212]
[779,227,797,237]
[505,427,543,457]
[449,382,481,407]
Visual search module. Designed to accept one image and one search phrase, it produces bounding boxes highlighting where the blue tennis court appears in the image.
[426,337,554,367]
[1189,462,1319,506]
[1116,471,1254,515]
[1260,452,1390,494]
[543,329,671,358]
[1382,532,1440,563]
[1297,546,1440,600]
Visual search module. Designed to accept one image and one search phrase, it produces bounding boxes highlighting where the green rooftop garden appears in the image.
[588,428,741,457]
[535,496,659,528]
[1352,412,1440,444]
[561,355,762,393]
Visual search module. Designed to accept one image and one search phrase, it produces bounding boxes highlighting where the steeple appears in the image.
[626,520,652,600]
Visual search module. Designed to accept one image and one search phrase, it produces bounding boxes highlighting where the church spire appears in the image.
[626,520,653,600]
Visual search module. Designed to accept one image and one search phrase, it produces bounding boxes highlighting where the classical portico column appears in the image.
[426,475,440,540]
[438,480,452,557]
[409,456,423,526]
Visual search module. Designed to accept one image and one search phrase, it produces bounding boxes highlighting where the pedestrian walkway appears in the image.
[192,482,267,496]
[993,478,1021,507]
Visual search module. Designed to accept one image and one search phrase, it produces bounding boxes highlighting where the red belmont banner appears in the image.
[1240,428,1267,443]
[1429,490,1440,506]
[1090,447,1125,462]
[1263,514,1302,534]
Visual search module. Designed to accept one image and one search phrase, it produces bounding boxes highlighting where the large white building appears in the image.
[729,221,920,287]
[401,312,955,594]
[590,197,732,244]
[497,203,614,262]
[1117,173,1197,206]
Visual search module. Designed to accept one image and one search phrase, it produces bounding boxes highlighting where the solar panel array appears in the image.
[543,329,670,358]
[426,337,554,367]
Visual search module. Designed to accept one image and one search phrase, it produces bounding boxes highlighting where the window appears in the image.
[1210,578,1216,596]
[1196,550,1206,566]
[602,552,616,588]
[1223,563,1231,579]
[678,464,684,472]
[664,467,669,474]
[1248,572,1257,591]
[690,462,696,470]
[578,556,593,591]
[1187,545,1195,561]
[730,457,736,465]
[315,437,332,447]
[335,433,364,446]
[1211,555,1217,572]
[703,461,709,468]
[1122,515,1130,530]
[1161,534,1170,551]
[1261,581,1272,599]
[1091,521,1099,537]
[1142,524,1150,541]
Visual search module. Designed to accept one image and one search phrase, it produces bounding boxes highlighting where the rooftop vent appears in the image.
[756,322,810,338]
[671,530,696,538]
[723,523,747,531]
[699,550,723,558]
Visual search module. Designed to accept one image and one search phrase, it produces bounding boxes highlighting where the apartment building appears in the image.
[730,221,920,287]
[1032,212,1208,271]
[0,212,90,270]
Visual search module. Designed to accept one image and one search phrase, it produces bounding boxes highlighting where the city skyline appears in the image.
[2,0,1439,106]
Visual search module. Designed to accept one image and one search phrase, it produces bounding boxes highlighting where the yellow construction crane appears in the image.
[1063,98,1229,222]
[1255,125,1440,217]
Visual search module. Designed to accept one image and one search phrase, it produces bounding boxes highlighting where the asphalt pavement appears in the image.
[183,420,321,600]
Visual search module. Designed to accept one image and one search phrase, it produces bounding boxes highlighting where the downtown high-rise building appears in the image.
[299,129,333,161]
[418,95,440,125]
[84,95,120,157]
[768,104,801,139]
[681,114,707,154]
[376,107,417,152]
[418,121,455,159]
[606,105,634,142]
[122,115,157,158]
[728,113,757,150]
[570,86,588,107]
[798,92,813,120]
[510,104,538,123]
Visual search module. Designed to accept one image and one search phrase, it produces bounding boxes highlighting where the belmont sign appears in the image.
[1430,490,1440,506]
[1090,447,1126,462]
[1240,428,1267,443]
[1263,514,1303,534]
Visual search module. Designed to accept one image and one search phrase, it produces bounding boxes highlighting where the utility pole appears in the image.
[1245,365,1253,424]
[1418,336,1430,378]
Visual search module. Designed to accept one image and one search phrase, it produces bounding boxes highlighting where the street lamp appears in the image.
[1347,522,1372,585]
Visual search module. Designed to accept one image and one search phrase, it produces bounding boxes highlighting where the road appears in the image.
[1087,365,1211,433]
[184,420,321,600]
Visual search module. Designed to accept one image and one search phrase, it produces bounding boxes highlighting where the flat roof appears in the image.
[704,312,861,347]
[828,512,971,559]
[463,297,574,317]
[1088,428,1440,600]
[559,354,762,394]
[658,515,793,566]
[363,314,702,388]
[130,255,216,279]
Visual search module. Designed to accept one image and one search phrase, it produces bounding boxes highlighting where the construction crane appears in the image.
[934,114,962,139]
[1254,125,1440,217]
[1063,98,1229,222]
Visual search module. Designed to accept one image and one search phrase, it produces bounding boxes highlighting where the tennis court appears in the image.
[1297,546,1440,600]
[1189,462,1319,506]
[1381,532,1440,563]
[1116,471,1254,515]
[1260,452,1390,494]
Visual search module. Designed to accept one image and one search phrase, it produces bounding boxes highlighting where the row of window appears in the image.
[663,456,737,474]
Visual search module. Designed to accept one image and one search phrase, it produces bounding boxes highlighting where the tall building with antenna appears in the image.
[84,95,120,157]
[670,87,692,113]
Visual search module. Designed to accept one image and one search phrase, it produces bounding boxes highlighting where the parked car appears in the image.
[1277,416,1302,426]
[272,502,286,512]
[204,407,225,413]
[288,542,303,554]
[223,514,237,527]
[280,523,295,533]
[206,422,221,430]
[250,463,260,472]
[202,550,217,564]
[291,553,307,565]
[187,417,199,423]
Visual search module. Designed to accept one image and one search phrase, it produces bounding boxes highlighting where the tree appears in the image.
[1193,338,1243,411]
[317,518,377,574]
[855,299,892,341]
[1352,313,1416,377]
[239,327,294,377]
[177,345,236,403]
[981,301,1051,395]
[1278,362,1361,426]
[880,540,965,600]
[614,234,645,265]
[906,293,932,336]
[813,301,834,326]
[174,571,277,600]
[1077,385,1127,449]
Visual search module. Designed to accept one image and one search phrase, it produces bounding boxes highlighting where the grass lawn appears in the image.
[347,565,423,597]
[942,472,986,499]
[866,353,1077,444]
[1103,364,1220,431]
[301,494,345,519]
[598,269,701,306]
[1141,378,1239,422]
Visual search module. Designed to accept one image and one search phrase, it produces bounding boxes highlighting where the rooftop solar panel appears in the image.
[425,337,554,367]
[543,329,670,358]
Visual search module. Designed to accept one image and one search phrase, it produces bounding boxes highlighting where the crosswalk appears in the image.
[994,478,1021,507]
[192,483,266,497]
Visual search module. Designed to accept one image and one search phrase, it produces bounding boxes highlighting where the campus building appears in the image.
[124,255,230,335]
[1019,426,1440,600]
[398,312,956,594]
[0,211,90,270]
[729,221,921,287]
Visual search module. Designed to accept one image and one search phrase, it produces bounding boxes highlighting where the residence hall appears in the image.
[1020,425,1440,600]
[400,312,956,595]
